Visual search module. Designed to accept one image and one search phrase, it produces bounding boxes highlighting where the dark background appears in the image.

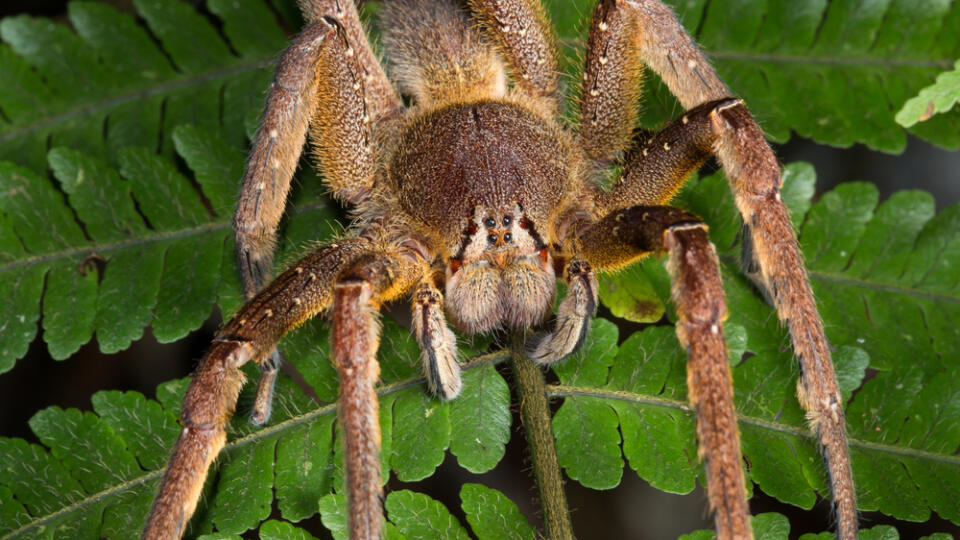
[1,1,958,539]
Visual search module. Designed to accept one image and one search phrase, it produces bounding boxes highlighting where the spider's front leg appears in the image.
[233,7,400,424]
[412,280,462,399]
[577,206,748,539]
[580,1,856,537]
[528,259,598,365]
[469,0,564,114]
[142,238,421,540]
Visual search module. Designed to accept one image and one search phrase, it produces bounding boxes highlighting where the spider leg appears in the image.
[596,98,730,213]
[379,0,508,107]
[713,104,856,540]
[235,13,400,424]
[332,248,425,540]
[582,3,856,536]
[142,238,421,540]
[528,259,598,365]
[412,280,462,399]
[299,0,402,117]
[577,206,749,540]
[235,15,394,299]
[538,98,724,363]
[580,0,646,165]
[469,0,563,114]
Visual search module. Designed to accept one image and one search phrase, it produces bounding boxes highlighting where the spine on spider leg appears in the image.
[664,224,752,540]
[141,340,253,540]
[333,280,384,540]
[710,102,857,540]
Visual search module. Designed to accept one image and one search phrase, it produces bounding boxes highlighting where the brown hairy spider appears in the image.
[142,1,856,538]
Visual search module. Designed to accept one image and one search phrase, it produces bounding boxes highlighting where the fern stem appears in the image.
[510,332,573,540]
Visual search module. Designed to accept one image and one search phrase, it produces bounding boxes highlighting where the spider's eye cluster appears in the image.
[482,214,516,246]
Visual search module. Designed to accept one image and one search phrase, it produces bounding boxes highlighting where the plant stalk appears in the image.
[510,332,574,540]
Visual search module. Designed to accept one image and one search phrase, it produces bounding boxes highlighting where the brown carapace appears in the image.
[142,1,856,539]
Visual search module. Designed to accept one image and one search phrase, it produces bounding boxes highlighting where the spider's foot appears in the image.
[414,286,462,400]
[249,348,284,425]
[529,261,598,365]
[526,318,589,365]
[422,339,462,400]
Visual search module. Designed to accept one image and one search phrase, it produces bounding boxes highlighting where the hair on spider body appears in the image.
[143,1,857,539]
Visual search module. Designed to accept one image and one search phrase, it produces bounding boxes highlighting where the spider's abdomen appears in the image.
[389,101,576,250]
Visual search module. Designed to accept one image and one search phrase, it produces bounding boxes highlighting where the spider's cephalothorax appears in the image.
[143,1,857,539]
[389,101,575,335]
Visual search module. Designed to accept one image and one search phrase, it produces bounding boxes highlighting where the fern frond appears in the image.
[0,0,290,173]
[1,2,959,538]
[621,0,960,151]
[0,125,336,370]
[3,164,959,538]
[896,59,960,127]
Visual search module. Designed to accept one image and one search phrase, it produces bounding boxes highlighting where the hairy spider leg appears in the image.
[233,10,399,425]
[142,237,420,539]
[577,205,749,539]
[713,103,856,540]
[412,280,462,399]
[528,259,599,365]
[579,0,646,166]
[331,249,425,540]
[596,99,728,212]
[379,0,508,107]
[580,2,856,535]
[298,0,402,119]
[469,0,564,115]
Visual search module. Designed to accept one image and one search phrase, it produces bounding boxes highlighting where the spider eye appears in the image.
[502,216,512,226]
[503,232,512,243]
[487,233,497,244]
[483,218,496,228]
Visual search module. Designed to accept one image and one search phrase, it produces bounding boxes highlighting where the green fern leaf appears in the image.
[259,520,320,540]
[554,0,960,151]
[547,167,960,529]
[0,0,286,172]
[385,490,471,539]
[2,1,960,539]
[896,59,960,127]
[460,483,537,540]
[0,124,338,372]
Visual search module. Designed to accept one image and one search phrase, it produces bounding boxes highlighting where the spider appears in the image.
[143,1,856,538]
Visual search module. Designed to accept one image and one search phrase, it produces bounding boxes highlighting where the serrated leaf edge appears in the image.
[551,384,960,467]
[0,350,510,540]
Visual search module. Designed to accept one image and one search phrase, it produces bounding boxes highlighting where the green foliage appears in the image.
[2,0,959,371]
[897,59,960,127]
[681,514,907,540]
[1,1,959,539]
[549,0,960,152]
[4,162,958,537]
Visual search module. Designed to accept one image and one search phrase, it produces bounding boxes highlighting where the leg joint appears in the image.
[709,97,750,132]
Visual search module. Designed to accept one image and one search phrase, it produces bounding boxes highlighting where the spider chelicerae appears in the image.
[143,1,856,538]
